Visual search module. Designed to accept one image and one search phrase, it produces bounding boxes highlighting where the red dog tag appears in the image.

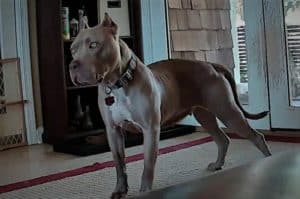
[105,96,115,106]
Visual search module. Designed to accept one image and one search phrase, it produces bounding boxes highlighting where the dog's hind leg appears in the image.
[247,129,272,157]
[193,108,230,171]
[204,76,271,158]
[211,104,271,157]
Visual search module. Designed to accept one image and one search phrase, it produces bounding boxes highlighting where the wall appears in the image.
[168,0,234,71]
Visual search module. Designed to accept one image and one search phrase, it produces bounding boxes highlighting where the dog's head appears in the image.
[69,13,121,86]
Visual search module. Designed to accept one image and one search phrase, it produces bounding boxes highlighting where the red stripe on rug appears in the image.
[228,133,300,143]
[0,136,213,194]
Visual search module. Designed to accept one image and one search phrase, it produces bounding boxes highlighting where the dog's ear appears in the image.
[101,13,118,35]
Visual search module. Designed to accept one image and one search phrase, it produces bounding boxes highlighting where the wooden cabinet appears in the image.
[37,0,142,145]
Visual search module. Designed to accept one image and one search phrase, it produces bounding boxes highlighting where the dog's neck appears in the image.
[103,39,136,88]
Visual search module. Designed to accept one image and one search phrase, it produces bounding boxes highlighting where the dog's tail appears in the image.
[212,63,269,120]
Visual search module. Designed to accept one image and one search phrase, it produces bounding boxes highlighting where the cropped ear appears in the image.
[101,13,118,35]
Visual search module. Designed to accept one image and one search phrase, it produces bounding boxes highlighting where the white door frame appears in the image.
[0,0,41,144]
[15,0,41,144]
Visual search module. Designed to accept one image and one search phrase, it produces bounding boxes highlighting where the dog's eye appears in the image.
[89,42,98,49]
[71,48,76,55]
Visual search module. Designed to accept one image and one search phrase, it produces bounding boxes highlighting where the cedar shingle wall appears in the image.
[168,0,234,70]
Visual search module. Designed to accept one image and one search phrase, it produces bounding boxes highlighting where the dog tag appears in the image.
[105,96,115,106]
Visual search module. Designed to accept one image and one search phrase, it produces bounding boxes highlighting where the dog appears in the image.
[69,14,271,199]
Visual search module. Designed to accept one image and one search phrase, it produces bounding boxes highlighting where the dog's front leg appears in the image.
[106,127,128,199]
[140,126,160,192]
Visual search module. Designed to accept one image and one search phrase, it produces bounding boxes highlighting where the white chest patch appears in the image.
[107,93,133,127]
[99,86,143,133]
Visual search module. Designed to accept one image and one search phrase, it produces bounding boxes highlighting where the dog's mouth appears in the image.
[70,72,104,87]
[72,76,92,86]
[96,73,104,83]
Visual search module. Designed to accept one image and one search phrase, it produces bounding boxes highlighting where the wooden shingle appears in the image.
[206,49,234,68]
[172,31,201,51]
[205,0,230,9]
[191,0,206,10]
[168,0,182,9]
[200,30,219,50]
[193,30,219,50]
[200,10,221,30]
[182,52,196,60]
[172,30,219,51]
[217,30,233,49]
[176,10,188,30]
[216,0,230,9]
[171,51,182,59]
[194,51,206,61]
[219,10,231,30]
[187,10,202,29]
[205,0,216,9]
[168,9,178,30]
[181,0,192,9]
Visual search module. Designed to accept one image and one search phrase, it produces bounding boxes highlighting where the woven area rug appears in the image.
[1,134,300,199]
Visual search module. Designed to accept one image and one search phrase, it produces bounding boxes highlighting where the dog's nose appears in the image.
[69,60,80,70]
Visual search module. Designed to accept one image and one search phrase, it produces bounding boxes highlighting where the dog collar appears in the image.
[104,56,136,106]
[108,55,136,91]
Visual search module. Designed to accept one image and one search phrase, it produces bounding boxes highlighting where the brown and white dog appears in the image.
[69,14,271,199]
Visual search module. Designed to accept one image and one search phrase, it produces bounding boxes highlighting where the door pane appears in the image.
[231,0,249,104]
[284,0,300,106]
[265,0,300,129]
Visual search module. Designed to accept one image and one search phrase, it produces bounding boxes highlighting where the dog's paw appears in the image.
[111,191,127,199]
[207,162,223,171]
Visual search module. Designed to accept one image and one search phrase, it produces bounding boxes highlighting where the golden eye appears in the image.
[70,48,76,55]
[89,42,98,49]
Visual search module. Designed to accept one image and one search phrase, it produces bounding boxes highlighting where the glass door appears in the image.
[265,0,300,129]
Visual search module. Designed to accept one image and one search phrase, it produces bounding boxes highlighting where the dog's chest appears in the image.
[107,91,133,126]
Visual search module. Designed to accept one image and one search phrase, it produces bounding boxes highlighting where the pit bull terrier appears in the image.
[69,14,271,199]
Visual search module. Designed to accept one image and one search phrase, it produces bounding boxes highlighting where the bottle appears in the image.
[70,18,79,39]
[61,7,70,40]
